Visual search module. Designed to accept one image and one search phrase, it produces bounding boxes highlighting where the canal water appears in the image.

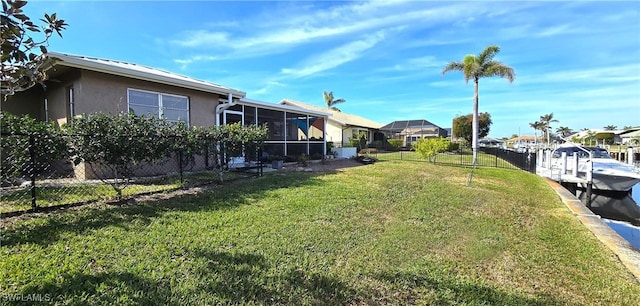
[572,184,640,250]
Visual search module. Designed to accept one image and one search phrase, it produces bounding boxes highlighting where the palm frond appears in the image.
[483,62,515,83]
[478,45,500,64]
[324,90,345,109]
[441,62,465,74]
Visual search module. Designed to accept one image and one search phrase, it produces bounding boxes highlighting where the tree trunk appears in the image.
[472,78,479,165]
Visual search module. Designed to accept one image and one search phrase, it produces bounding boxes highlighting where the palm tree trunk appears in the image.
[472,78,479,165]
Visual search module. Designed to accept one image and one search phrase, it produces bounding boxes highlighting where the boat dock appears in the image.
[536,166,589,185]
[535,149,592,186]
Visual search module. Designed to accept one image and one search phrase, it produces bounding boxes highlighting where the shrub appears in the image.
[348,131,367,150]
[387,139,403,151]
[0,113,67,186]
[413,137,451,162]
[298,154,308,166]
[449,142,460,152]
[326,141,334,154]
[372,140,383,149]
[64,113,181,197]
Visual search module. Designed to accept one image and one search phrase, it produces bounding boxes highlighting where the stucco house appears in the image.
[279,99,384,148]
[379,119,448,148]
[2,52,329,178]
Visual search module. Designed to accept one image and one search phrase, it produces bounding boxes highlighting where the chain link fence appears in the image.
[1,133,264,216]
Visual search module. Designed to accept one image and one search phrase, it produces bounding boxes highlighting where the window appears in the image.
[352,129,368,139]
[128,89,189,124]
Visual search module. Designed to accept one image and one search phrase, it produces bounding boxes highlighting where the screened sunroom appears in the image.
[218,98,330,161]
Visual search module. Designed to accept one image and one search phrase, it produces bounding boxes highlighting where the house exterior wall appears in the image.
[1,89,44,120]
[323,122,374,148]
[325,121,343,146]
[72,70,224,127]
[2,68,226,128]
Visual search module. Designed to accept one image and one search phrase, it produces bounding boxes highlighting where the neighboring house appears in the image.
[505,135,543,150]
[620,129,640,145]
[569,129,637,145]
[2,52,329,178]
[279,99,384,148]
[379,119,448,148]
[443,128,452,139]
[478,138,504,147]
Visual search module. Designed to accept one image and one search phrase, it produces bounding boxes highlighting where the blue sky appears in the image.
[25,0,640,138]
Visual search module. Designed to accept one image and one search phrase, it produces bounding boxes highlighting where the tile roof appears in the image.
[280,99,383,129]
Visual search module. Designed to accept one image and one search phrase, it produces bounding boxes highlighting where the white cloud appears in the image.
[377,55,443,73]
[171,30,229,47]
[167,1,498,65]
[535,24,581,37]
[522,65,640,84]
[174,55,221,66]
[280,31,386,79]
[253,81,287,96]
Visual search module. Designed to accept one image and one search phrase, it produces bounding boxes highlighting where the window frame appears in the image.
[127,88,190,125]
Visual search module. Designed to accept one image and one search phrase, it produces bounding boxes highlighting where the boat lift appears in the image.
[537,147,595,203]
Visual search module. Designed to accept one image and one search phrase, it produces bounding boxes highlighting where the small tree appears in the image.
[1,0,68,97]
[64,113,179,197]
[413,137,451,162]
[452,113,492,145]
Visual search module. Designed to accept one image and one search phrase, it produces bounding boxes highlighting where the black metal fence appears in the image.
[365,147,536,172]
[1,133,266,216]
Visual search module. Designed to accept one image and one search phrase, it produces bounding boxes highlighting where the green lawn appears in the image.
[1,160,638,305]
[0,171,248,214]
[368,150,514,167]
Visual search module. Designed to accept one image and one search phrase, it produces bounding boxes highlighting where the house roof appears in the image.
[279,99,383,129]
[44,52,246,97]
[621,130,640,138]
[240,98,330,117]
[506,135,542,142]
[379,119,444,132]
[570,128,639,139]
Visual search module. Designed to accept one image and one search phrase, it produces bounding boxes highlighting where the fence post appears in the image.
[29,134,37,211]
[495,148,498,167]
[178,149,184,186]
[258,147,263,177]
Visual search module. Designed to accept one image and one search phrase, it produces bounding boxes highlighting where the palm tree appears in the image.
[323,91,346,112]
[442,45,515,164]
[529,121,544,148]
[539,113,558,145]
[556,126,573,138]
[622,125,634,130]
[603,125,617,131]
